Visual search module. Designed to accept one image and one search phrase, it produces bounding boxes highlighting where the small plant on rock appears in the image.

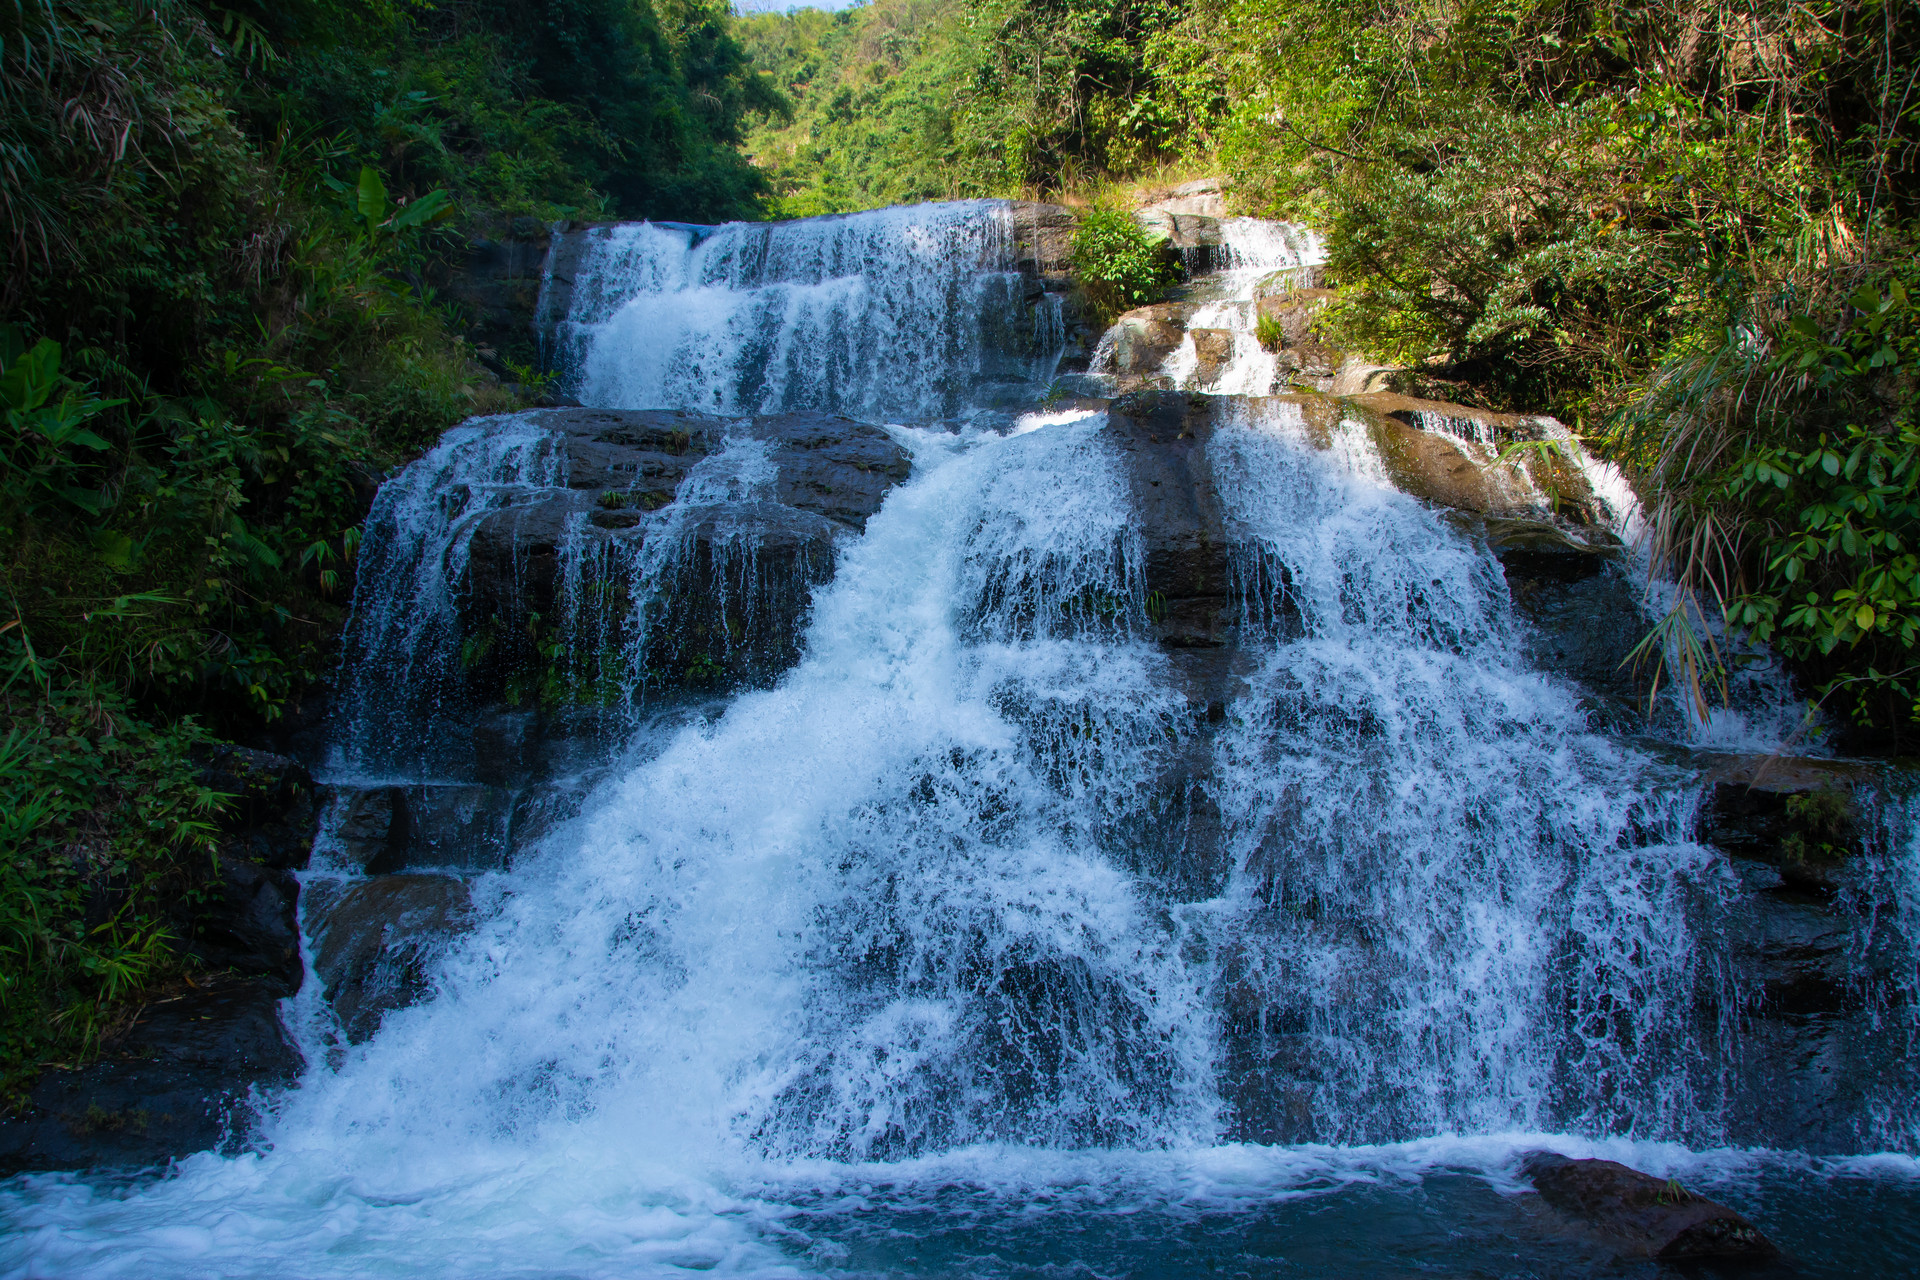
[1070,210,1180,322]
[1255,313,1286,352]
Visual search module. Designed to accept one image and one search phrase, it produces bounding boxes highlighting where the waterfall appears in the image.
[6,204,1919,1278]
[1093,218,1326,395]
[548,202,1063,420]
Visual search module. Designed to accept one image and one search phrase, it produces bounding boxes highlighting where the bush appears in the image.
[1070,210,1180,320]
[1696,275,1920,736]
[0,683,227,1100]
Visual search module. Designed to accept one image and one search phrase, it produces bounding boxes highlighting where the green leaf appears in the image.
[356,166,388,228]
[90,530,137,571]
[385,188,453,232]
[1856,604,1877,631]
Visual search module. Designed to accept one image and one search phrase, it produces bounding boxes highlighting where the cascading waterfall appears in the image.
[328,416,799,783]
[1201,402,1735,1144]
[6,202,1920,1279]
[548,202,1063,420]
[1093,218,1325,395]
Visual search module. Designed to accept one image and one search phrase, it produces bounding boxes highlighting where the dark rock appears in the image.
[325,785,399,868]
[459,408,912,701]
[1102,392,1236,651]
[433,227,554,369]
[188,748,318,989]
[1700,755,1868,890]
[191,855,303,988]
[0,980,302,1173]
[198,747,317,870]
[1521,1153,1777,1259]
[1481,517,1623,582]
[312,875,475,1043]
[367,786,516,874]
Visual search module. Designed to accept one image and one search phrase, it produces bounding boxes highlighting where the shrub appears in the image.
[1070,209,1180,321]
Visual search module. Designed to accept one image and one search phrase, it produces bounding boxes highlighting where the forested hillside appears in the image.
[0,0,774,1086]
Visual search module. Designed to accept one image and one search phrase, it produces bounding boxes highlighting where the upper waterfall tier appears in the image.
[1091,217,1327,397]
[541,201,1068,421]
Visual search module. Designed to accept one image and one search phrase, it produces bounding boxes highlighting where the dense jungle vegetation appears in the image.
[4,0,1917,1090]
[0,0,775,1089]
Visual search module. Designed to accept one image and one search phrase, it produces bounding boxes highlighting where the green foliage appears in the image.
[1255,313,1284,352]
[737,0,1215,212]
[1,336,124,520]
[737,0,972,214]
[0,684,227,1096]
[1707,275,1920,727]
[1780,787,1858,870]
[1070,209,1179,319]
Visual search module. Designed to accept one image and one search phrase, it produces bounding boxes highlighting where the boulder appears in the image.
[191,855,304,989]
[1096,303,1194,376]
[1340,394,1604,522]
[1480,517,1623,581]
[0,980,302,1173]
[1134,177,1228,219]
[321,784,517,873]
[1189,328,1234,382]
[311,875,475,1043]
[1254,286,1339,380]
[1135,210,1223,250]
[1521,1154,1777,1259]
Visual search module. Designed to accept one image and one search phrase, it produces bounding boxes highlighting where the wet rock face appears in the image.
[1521,1154,1777,1259]
[1689,753,1914,1151]
[319,773,604,874]
[1701,755,1867,892]
[311,875,475,1043]
[1100,391,1615,654]
[1253,286,1340,380]
[0,750,320,1172]
[459,407,913,706]
[433,222,553,371]
[0,981,302,1174]
[1004,201,1078,284]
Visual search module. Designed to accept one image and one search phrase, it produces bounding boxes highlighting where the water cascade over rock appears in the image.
[1091,218,1334,395]
[541,201,1072,420]
[5,201,1919,1277]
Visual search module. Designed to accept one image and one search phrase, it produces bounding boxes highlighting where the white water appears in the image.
[551,202,1062,419]
[1093,218,1325,395]
[6,204,1919,1276]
